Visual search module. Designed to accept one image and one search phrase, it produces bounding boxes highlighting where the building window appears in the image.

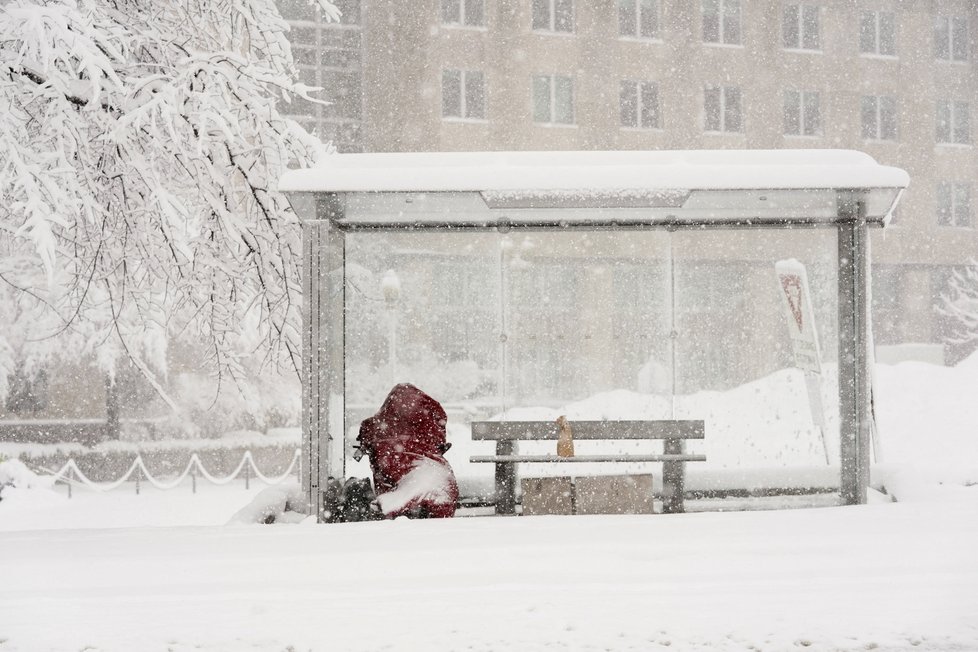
[871,264,904,345]
[935,15,969,61]
[279,0,363,151]
[620,80,660,129]
[937,182,971,227]
[859,10,895,56]
[675,262,751,391]
[610,264,669,390]
[441,0,485,27]
[442,70,486,120]
[430,259,498,367]
[936,99,971,145]
[532,0,574,33]
[784,90,820,136]
[704,85,742,132]
[702,0,740,45]
[533,74,574,124]
[861,95,897,141]
[783,3,820,50]
[509,263,587,401]
[619,0,659,39]
[280,0,360,24]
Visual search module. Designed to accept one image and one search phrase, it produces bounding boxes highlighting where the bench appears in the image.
[469,420,706,515]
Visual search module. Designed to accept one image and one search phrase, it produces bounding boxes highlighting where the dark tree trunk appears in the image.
[105,375,121,440]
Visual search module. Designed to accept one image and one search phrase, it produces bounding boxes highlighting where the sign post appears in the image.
[775,259,830,464]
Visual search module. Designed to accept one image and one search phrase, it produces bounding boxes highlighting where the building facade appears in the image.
[278,0,365,151]
[281,0,978,399]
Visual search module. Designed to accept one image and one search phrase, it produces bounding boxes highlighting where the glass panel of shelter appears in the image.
[671,229,840,479]
[341,200,842,502]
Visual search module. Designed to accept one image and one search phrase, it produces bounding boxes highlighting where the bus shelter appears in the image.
[280,150,908,520]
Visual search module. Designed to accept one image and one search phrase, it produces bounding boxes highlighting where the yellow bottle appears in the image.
[556,415,575,458]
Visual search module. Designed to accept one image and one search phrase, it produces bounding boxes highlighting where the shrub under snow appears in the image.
[227,483,309,525]
[0,458,52,501]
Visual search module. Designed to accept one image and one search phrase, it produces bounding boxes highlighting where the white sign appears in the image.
[775,259,822,374]
[775,259,829,463]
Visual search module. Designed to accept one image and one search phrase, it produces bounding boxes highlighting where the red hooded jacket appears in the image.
[357,384,458,518]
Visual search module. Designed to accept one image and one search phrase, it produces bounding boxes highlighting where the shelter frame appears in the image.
[286,149,907,521]
[300,193,876,520]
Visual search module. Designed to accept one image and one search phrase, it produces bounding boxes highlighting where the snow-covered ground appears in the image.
[2,357,977,651]
[0,474,269,530]
[1,499,976,651]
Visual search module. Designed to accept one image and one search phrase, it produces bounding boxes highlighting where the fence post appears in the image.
[191,465,197,494]
[243,458,250,490]
[135,461,141,495]
[67,464,73,499]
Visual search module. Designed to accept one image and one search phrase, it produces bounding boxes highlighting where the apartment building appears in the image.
[278,0,364,151]
[281,1,978,399]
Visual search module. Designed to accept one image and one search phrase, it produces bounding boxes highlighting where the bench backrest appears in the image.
[471,420,704,441]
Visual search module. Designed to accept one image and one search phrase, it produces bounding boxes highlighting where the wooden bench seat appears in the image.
[469,419,706,515]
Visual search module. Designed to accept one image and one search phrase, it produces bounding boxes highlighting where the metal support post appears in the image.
[661,438,686,514]
[494,440,518,515]
[837,192,871,505]
[302,194,347,522]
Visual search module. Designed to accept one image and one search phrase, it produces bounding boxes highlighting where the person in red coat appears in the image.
[356,384,459,518]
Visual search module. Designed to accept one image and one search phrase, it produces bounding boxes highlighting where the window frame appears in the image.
[936,99,972,145]
[782,3,821,52]
[861,94,898,141]
[532,73,576,125]
[936,181,972,228]
[280,6,362,150]
[859,9,896,57]
[704,85,743,133]
[783,89,821,137]
[442,69,488,121]
[441,0,487,28]
[935,15,970,62]
[429,258,498,365]
[702,0,742,46]
[532,0,575,34]
[619,79,662,130]
[618,0,660,40]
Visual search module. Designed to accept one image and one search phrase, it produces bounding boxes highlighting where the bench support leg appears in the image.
[495,440,517,515]
[662,438,686,514]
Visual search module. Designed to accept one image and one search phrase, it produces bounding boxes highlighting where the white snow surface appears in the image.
[226,483,307,525]
[279,149,910,193]
[374,456,455,516]
[2,356,978,651]
[1,501,976,651]
[0,458,48,490]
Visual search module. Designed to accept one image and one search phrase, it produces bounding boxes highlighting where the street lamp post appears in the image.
[382,270,401,387]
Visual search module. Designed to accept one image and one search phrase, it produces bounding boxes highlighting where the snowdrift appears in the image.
[437,355,978,501]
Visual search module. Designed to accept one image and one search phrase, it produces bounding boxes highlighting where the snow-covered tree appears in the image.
[940,259,978,352]
[0,0,338,405]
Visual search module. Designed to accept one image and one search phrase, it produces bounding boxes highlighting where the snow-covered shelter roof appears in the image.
[280,149,908,228]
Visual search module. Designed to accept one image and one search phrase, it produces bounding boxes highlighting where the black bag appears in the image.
[323,477,382,523]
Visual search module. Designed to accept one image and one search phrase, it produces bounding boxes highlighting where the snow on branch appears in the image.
[0,0,336,402]
[939,258,978,347]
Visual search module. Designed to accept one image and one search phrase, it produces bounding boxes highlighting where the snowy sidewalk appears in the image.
[2,499,976,652]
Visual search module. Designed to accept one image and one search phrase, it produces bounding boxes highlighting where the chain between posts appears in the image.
[44,449,301,497]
